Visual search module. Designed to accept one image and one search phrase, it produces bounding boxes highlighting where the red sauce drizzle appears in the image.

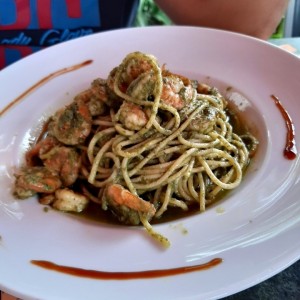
[31,258,222,280]
[271,95,297,160]
[0,60,93,117]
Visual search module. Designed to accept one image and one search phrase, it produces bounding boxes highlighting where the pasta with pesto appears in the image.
[14,52,258,248]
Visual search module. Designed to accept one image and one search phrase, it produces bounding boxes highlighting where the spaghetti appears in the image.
[14,52,258,247]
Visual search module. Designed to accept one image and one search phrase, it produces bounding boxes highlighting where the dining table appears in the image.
[0,36,300,300]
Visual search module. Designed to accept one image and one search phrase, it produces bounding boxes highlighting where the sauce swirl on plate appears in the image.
[0,60,93,117]
[271,95,297,160]
[31,258,222,280]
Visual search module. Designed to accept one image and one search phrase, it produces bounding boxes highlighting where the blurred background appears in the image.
[134,0,300,38]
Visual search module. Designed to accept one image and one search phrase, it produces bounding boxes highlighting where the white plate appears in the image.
[0,26,300,300]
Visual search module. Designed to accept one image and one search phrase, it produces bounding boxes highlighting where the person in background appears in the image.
[155,0,289,40]
[0,0,289,69]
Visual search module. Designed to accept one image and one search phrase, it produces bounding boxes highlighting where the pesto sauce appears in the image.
[57,95,255,226]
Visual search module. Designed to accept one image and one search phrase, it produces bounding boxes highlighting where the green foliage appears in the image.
[135,0,172,27]
[271,18,285,39]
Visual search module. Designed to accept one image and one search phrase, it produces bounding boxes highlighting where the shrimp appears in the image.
[197,82,213,94]
[126,72,156,102]
[161,74,196,110]
[24,136,81,186]
[75,78,108,103]
[117,102,148,131]
[109,54,154,93]
[187,106,219,134]
[14,166,62,199]
[25,136,60,166]
[48,99,92,145]
[122,56,153,88]
[38,189,89,212]
[197,82,227,109]
[52,188,89,212]
[87,96,107,117]
[110,53,196,111]
[75,78,115,113]
[40,146,81,186]
[102,184,156,225]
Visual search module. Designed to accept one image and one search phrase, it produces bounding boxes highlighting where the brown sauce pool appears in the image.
[75,192,229,226]
[31,258,222,280]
